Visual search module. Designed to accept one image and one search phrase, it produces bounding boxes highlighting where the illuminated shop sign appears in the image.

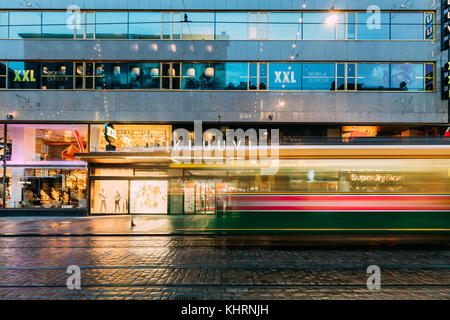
[269,63,301,90]
[104,123,117,151]
[13,70,36,82]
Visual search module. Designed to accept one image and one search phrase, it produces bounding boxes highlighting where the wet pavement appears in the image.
[0,236,449,300]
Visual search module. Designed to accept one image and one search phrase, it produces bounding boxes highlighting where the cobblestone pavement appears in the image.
[0,236,449,300]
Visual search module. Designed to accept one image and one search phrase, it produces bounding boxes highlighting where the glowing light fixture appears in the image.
[205,67,215,77]
[187,68,196,77]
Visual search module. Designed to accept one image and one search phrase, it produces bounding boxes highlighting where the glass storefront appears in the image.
[0,124,88,211]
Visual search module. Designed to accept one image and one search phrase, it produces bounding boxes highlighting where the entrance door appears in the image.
[194,180,217,214]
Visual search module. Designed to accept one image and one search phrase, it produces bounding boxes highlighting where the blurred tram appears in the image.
[173,144,450,234]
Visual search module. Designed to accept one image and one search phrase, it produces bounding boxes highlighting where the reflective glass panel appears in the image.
[215,63,248,90]
[269,12,302,40]
[303,13,336,40]
[182,12,214,40]
[302,63,335,91]
[42,11,74,39]
[128,63,160,89]
[0,12,7,38]
[215,12,247,40]
[6,168,87,209]
[129,12,161,39]
[357,63,390,90]
[357,12,390,40]
[182,63,216,90]
[390,63,424,91]
[9,11,41,39]
[0,61,6,88]
[7,61,41,89]
[391,12,424,40]
[95,63,128,89]
[269,63,301,90]
[91,180,129,214]
[6,124,88,163]
[95,12,128,39]
[41,62,74,89]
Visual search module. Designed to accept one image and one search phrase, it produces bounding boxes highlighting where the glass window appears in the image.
[357,12,390,40]
[91,180,129,214]
[9,11,41,39]
[214,63,248,90]
[215,12,247,40]
[303,13,336,40]
[269,63,301,90]
[42,12,74,39]
[41,62,74,90]
[162,63,181,89]
[182,12,214,40]
[336,63,345,91]
[249,63,267,90]
[391,63,424,91]
[357,63,390,90]
[130,180,168,214]
[7,124,88,164]
[269,12,302,40]
[391,12,424,40]
[302,63,336,91]
[6,168,87,209]
[8,61,41,89]
[95,63,128,89]
[0,11,7,38]
[347,63,356,90]
[163,12,181,39]
[0,61,6,88]
[75,62,94,89]
[129,12,161,39]
[95,12,128,39]
[182,63,216,90]
[425,63,434,91]
[85,12,95,39]
[347,13,356,40]
[128,63,161,89]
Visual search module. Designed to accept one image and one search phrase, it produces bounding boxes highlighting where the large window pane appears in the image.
[357,12,390,40]
[7,168,87,209]
[182,12,214,40]
[269,12,302,40]
[9,11,41,39]
[130,180,168,214]
[269,63,301,90]
[391,12,424,40]
[215,63,248,90]
[95,63,128,89]
[7,61,41,89]
[357,63,390,90]
[41,62,74,89]
[91,180,129,214]
[95,12,128,39]
[42,12,74,39]
[302,63,335,91]
[128,63,160,89]
[0,61,6,88]
[182,63,216,90]
[303,13,336,40]
[7,124,88,164]
[215,12,247,40]
[391,63,424,91]
[129,12,161,39]
[0,12,7,38]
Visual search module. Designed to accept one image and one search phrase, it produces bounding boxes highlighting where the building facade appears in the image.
[0,0,448,216]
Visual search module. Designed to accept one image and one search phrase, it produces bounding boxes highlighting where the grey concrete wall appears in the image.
[0,0,436,11]
[0,40,439,62]
[0,90,446,123]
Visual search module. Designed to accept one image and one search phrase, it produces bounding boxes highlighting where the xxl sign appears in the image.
[269,63,301,90]
[13,70,37,82]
